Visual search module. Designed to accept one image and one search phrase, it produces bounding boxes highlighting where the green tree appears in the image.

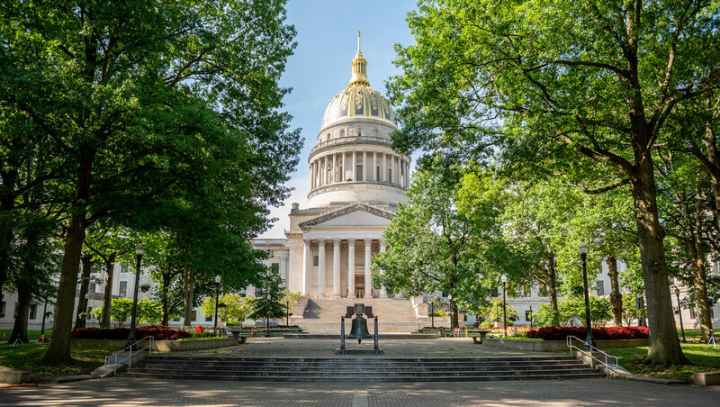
[480,299,519,325]
[0,1,299,363]
[109,298,133,328]
[388,0,719,365]
[202,293,255,326]
[251,265,286,332]
[374,163,504,329]
[557,296,614,327]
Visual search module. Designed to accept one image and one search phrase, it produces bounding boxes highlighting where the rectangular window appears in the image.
[119,281,128,297]
[271,263,280,273]
[29,304,37,320]
[376,166,381,181]
[121,263,129,273]
[538,284,549,297]
[356,163,363,181]
[596,280,605,296]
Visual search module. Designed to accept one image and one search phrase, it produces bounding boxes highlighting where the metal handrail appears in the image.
[566,335,619,370]
[105,336,155,369]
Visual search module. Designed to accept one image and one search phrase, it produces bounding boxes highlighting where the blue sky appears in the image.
[261,0,418,238]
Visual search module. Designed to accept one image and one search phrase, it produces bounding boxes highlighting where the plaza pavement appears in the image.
[1,377,718,406]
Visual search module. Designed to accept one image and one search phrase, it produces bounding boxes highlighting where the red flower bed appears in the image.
[71,325,191,340]
[526,326,649,340]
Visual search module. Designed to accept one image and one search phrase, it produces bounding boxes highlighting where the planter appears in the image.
[484,337,648,352]
[0,366,30,384]
[152,337,237,353]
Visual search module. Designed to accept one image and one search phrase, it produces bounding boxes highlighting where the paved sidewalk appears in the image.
[171,337,563,358]
[1,377,717,406]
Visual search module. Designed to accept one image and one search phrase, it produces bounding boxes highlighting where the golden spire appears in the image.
[350,31,369,85]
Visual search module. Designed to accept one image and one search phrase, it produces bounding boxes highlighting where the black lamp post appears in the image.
[127,245,144,346]
[430,300,435,329]
[501,274,508,337]
[213,275,222,335]
[529,305,533,329]
[674,286,686,343]
[579,243,594,346]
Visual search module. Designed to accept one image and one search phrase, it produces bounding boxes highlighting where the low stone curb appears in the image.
[49,374,94,384]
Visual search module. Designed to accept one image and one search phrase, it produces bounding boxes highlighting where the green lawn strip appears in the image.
[607,344,720,381]
[682,329,720,340]
[487,335,543,342]
[0,339,125,381]
[0,329,46,342]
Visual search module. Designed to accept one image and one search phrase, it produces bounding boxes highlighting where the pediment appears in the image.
[299,204,393,229]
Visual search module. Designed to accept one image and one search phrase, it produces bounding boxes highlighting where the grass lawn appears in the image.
[607,343,720,381]
[0,329,45,342]
[0,339,125,381]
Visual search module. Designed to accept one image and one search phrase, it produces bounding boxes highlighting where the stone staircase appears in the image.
[295,298,422,334]
[128,355,603,382]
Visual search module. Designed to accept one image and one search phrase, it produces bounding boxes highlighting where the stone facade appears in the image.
[252,34,408,300]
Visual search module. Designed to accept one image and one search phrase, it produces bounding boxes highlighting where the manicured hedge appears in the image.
[71,325,191,340]
[526,326,649,340]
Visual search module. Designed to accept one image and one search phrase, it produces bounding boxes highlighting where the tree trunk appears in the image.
[450,301,459,330]
[607,256,623,326]
[0,170,17,309]
[630,151,686,365]
[100,255,115,329]
[690,186,714,341]
[8,279,32,344]
[75,254,93,329]
[161,271,171,326]
[548,254,560,326]
[183,268,193,327]
[44,152,93,364]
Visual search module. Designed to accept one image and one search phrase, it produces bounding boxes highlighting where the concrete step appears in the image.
[129,355,601,382]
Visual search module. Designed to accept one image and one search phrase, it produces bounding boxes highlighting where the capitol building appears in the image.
[253,35,410,302]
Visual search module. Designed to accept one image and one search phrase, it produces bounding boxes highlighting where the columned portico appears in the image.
[364,238,372,299]
[347,239,355,299]
[300,234,386,299]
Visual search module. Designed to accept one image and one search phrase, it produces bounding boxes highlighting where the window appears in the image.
[119,281,128,297]
[357,129,362,137]
[30,304,37,320]
[521,285,531,297]
[191,309,197,322]
[376,165,381,181]
[356,162,363,181]
[313,255,319,267]
[205,313,213,322]
[340,129,345,137]
[525,310,532,322]
[595,280,605,296]
[271,263,280,274]
[538,284,549,297]
[387,167,392,183]
[689,307,696,319]
[121,263,129,273]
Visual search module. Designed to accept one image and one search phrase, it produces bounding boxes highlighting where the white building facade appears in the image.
[253,35,409,300]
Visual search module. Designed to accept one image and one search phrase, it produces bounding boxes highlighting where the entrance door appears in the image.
[355,274,364,298]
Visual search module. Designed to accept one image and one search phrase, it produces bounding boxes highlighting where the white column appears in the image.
[302,240,311,295]
[347,239,355,298]
[318,239,326,297]
[379,240,387,298]
[364,239,372,299]
[332,239,341,297]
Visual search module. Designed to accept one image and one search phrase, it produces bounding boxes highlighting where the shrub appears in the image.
[526,326,649,340]
[194,325,204,334]
[71,325,191,340]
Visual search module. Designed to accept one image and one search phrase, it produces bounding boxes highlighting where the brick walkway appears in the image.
[2,377,718,406]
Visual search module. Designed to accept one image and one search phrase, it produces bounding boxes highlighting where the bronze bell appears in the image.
[348,315,372,343]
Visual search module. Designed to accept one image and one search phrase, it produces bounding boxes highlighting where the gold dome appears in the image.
[321,32,395,130]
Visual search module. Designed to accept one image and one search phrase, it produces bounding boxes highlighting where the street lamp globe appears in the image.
[135,245,145,257]
[579,244,587,255]
[500,274,508,284]
[215,275,222,285]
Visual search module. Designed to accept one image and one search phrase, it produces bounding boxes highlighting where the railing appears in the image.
[566,335,619,371]
[311,135,392,153]
[105,336,155,369]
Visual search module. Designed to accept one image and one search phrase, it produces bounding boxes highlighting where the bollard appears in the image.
[340,316,346,353]
[373,316,379,354]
